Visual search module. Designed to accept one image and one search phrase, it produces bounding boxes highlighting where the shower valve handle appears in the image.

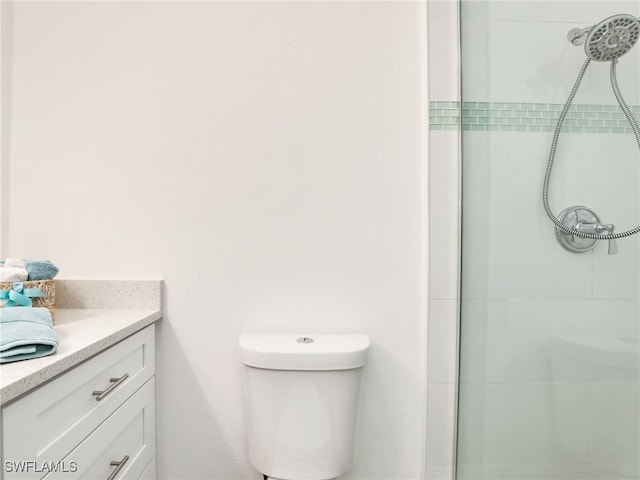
[572,217,619,254]
[592,223,619,255]
[603,225,619,255]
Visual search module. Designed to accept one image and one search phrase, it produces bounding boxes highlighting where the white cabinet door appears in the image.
[137,456,156,480]
[44,378,155,480]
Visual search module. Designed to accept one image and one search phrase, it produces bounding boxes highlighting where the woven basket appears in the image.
[0,279,56,324]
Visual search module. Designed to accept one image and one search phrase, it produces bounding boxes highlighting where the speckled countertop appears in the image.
[0,280,163,405]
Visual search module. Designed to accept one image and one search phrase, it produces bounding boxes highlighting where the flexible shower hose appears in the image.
[543,58,640,240]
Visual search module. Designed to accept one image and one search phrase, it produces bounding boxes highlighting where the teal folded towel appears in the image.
[25,260,59,281]
[0,260,59,281]
[0,307,58,363]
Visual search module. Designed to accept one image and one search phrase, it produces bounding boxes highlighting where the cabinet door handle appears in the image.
[106,455,129,480]
[92,374,129,401]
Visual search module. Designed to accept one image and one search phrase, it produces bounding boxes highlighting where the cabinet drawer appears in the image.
[137,456,156,480]
[3,326,155,467]
[45,377,155,480]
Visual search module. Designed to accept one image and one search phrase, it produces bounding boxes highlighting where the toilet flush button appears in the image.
[296,337,314,344]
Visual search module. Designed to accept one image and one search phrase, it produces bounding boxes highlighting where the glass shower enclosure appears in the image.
[456,1,640,479]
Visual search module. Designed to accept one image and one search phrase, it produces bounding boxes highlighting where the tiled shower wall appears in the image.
[426,1,461,479]
[431,101,640,134]
[453,1,638,479]
[427,1,639,479]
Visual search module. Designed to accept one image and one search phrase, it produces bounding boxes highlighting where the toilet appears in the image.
[238,333,370,480]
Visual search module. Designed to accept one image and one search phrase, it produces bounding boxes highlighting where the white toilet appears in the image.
[238,333,370,480]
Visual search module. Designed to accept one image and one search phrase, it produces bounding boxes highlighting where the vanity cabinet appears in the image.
[1,325,156,480]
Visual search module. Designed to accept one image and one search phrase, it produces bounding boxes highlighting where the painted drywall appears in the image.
[6,2,429,479]
[0,1,12,258]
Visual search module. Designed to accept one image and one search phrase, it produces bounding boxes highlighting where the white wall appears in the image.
[5,2,429,479]
[0,1,12,258]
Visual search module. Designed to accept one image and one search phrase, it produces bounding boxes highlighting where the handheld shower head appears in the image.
[548,14,640,254]
[584,14,640,61]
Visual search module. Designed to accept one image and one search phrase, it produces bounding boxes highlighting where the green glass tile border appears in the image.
[429,101,640,133]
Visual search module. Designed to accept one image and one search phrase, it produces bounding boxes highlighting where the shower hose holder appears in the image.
[555,206,618,254]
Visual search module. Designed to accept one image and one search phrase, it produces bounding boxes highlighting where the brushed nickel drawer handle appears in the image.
[92,374,129,401]
[106,455,129,480]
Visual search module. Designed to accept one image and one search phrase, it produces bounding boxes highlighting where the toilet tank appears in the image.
[238,334,370,480]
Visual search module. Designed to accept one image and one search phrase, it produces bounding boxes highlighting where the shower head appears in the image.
[584,14,640,61]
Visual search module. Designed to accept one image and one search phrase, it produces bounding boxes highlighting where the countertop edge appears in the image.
[0,309,162,406]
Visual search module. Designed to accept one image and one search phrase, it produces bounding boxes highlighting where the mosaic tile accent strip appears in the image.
[430,101,640,133]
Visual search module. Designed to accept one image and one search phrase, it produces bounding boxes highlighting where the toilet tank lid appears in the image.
[238,334,370,370]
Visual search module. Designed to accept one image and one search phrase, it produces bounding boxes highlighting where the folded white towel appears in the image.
[4,258,25,268]
[0,258,28,282]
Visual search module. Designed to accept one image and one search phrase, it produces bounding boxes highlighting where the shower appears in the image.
[543,14,640,254]
[456,3,640,479]
[570,14,639,62]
